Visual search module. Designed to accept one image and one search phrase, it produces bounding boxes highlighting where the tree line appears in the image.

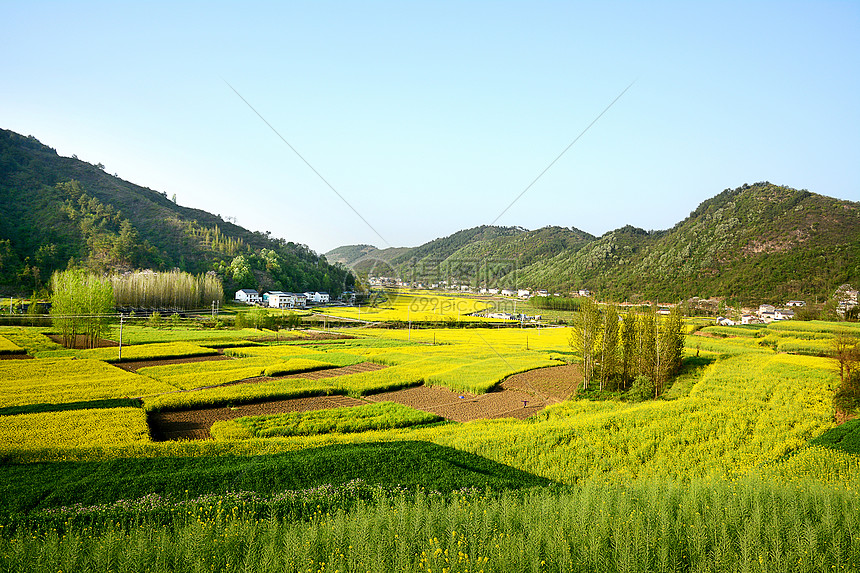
[49,269,225,348]
[570,300,684,399]
[111,270,224,311]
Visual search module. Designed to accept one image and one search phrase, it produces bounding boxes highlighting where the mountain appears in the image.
[328,183,860,304]
[0,128,354,297]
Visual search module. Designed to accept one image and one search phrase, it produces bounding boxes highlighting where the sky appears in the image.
[2,1,858,255]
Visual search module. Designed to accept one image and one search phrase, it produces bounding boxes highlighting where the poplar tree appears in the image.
[599,305,620,391]
[620,311,637,389]
[570,298,601,390]
[50,270,113,348]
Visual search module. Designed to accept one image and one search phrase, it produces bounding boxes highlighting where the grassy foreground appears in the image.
[1,478,856,573]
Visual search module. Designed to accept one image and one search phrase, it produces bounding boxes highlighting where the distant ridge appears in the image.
[328,183,860,304]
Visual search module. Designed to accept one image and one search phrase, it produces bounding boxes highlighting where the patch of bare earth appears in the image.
[251,331,354,343]
[116,354,230,372]
[46,334,118,348]
[206,362,388,389]
[149,395,366,441]
[366,364,582,422]
[0,354,32,360]
[280,361,386,379]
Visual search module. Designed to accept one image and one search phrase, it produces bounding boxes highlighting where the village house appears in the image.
[265,292,307,309]
[500,289,516,297]
[786,300,806,307]
[234,289,260,305]
[774,308,795,320]
[758,304,776,315]
[517,289,530,298]
[303,291,330,304]
[760,310,777,323]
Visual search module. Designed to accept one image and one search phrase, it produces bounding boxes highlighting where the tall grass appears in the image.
[2,478,857,573]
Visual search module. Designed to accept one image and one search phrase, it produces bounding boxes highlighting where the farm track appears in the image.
[366,364,582,422]
[148,363,581,440]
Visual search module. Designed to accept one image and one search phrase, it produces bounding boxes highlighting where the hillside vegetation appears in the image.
[330,183,860,304]
[0,129,354,297]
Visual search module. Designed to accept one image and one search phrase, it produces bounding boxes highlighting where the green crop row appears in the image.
[261,358,336,377]
[2,477,857,573]
[35,341,218,362]
[142,378,337,412]
[138,357,279,390]
[211,402,442,440]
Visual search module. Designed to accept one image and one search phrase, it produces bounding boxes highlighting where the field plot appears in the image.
[1,316,859,573]
[315,291,500,323]
[0,335,25,355]
[143,377,340,412]
[424,351,839,482]
[211,401,441,439]
[136,356,335,390]
[0,327,64,354]
[0,359,174,409]
[0,407,149,451]
[114,325,271,345]
[35,341,219,362]
[149,395,366,441]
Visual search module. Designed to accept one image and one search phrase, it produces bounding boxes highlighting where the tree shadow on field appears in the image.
[1,442,554,515]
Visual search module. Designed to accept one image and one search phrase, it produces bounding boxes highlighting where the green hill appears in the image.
[0,129,354,297]
[523,183,860,303]
[328,183,859,304]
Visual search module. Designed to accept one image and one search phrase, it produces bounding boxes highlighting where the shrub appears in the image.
[628,375,654,402]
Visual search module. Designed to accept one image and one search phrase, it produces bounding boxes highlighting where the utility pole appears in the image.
[118,313,124,361]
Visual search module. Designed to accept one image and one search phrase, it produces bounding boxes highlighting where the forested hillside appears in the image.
[0,129,354,297]
[518,183,860,303]
[329,183,860,304]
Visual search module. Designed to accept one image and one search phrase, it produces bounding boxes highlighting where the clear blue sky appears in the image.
[3,1,858,254]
